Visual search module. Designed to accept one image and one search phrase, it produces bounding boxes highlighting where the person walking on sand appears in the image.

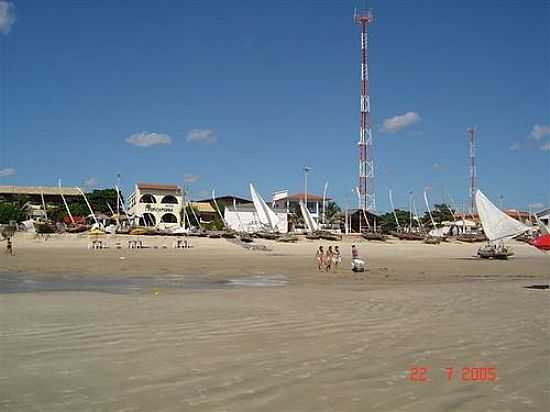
[326,246,334,272]
[5,236,13,256]
[351,244,365,272]
[333,245,342,272]
[315,246,324,271]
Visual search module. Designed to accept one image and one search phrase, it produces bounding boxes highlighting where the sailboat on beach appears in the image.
[475,190,529,259]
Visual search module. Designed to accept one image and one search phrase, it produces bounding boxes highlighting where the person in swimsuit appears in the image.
[333,245,342,272]
[326,246,334,272]
[315,246,324,271]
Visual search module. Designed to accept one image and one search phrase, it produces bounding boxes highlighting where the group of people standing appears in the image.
[315,244,364,273]
[315,245,342,272]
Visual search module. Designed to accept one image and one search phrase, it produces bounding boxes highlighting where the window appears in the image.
[140,194,156,204]
[161,213,178,223]
[161,195,178,204]
[139,213,156,226]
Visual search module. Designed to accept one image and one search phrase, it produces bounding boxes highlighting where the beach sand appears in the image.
[1,233,549,411]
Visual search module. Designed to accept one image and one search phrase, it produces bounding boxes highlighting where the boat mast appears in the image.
[40,187,48,221]
[187,189,202,231]
[388,189,401,231]
[424,190,437,230]
[58,179,75,224]
[76,186,99,225]
[412,198,422,233]
[115,184,130,221]
[408,191,413,233]
[211,190,227,229]
[181,185,191,229]
[322,181,328,225]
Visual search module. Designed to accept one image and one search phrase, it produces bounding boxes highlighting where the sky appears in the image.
[0,0,549,213]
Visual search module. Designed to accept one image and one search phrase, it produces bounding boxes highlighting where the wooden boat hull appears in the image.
[34,222,56,234]
[457,234,486,243]
[424,236,441,245]
[277,235,298,243]
[305,234,320,240]
[363,233,386,241]
[66,224,88,234]
[396,233,426,241]
[255,232,280,240]
[238,235,254,243]
[529,234,550,251]
[477,245,513,259]
[319,233,341,241]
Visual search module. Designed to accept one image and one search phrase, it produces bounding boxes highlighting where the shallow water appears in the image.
[0,272,288,294]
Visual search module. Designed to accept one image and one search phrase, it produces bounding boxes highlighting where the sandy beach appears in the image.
[1,233,549,411]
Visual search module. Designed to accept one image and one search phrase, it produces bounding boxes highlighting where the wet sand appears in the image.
[1,234,549,411]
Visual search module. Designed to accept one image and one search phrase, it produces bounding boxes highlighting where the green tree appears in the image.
[421,203,455,226]
[0,203,27,224]
[66,189,121,218]
[181,205,201,228]
[324,201,341,222]
[207,203,225,230]
[378,209,413,233]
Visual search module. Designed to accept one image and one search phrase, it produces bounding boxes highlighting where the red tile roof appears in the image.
[137,183,179,191]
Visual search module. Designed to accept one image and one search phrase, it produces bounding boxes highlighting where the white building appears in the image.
[128,183,182,229]
[536,208,550,226]
[224,204,288,233]
[272,190,329,223]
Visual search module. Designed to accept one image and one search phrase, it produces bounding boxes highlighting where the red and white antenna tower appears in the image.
[354,7,375,213]
[467,127,477,213]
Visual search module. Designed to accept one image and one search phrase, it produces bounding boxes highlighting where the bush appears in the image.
[0,203,27,224]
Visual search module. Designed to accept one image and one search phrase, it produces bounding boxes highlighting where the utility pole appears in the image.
[304,166,312,211]
[468,128,477,214]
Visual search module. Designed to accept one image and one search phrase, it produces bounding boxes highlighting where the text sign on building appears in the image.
[144,204,175,213]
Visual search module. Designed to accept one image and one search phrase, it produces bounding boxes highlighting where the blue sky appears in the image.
[1,0,549,212]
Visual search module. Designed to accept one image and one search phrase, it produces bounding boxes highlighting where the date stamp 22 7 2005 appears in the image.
[409,367,497,382]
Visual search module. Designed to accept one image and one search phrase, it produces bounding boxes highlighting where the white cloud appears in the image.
[126,131,172,147]
[0,167,15,177]
[540,142,550,152]
[184,174,199,183]
[186,129,217,144]
[509,142,521,151]
[382,112,421,133]
[529,202,544,210]
[84,177,99,188]
[530,124,550,141]
[0,1,15,34]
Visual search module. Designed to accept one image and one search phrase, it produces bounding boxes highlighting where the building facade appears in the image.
[272,190,329,223]
[127,183,182,229]
[224,204,288,233]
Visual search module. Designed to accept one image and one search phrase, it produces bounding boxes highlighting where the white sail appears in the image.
[249,184,280,231]
[475,190,528,242]
[300,200,319,233]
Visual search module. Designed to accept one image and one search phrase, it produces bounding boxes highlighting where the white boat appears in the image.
[475,190,529,259]
[249,183,281,232]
